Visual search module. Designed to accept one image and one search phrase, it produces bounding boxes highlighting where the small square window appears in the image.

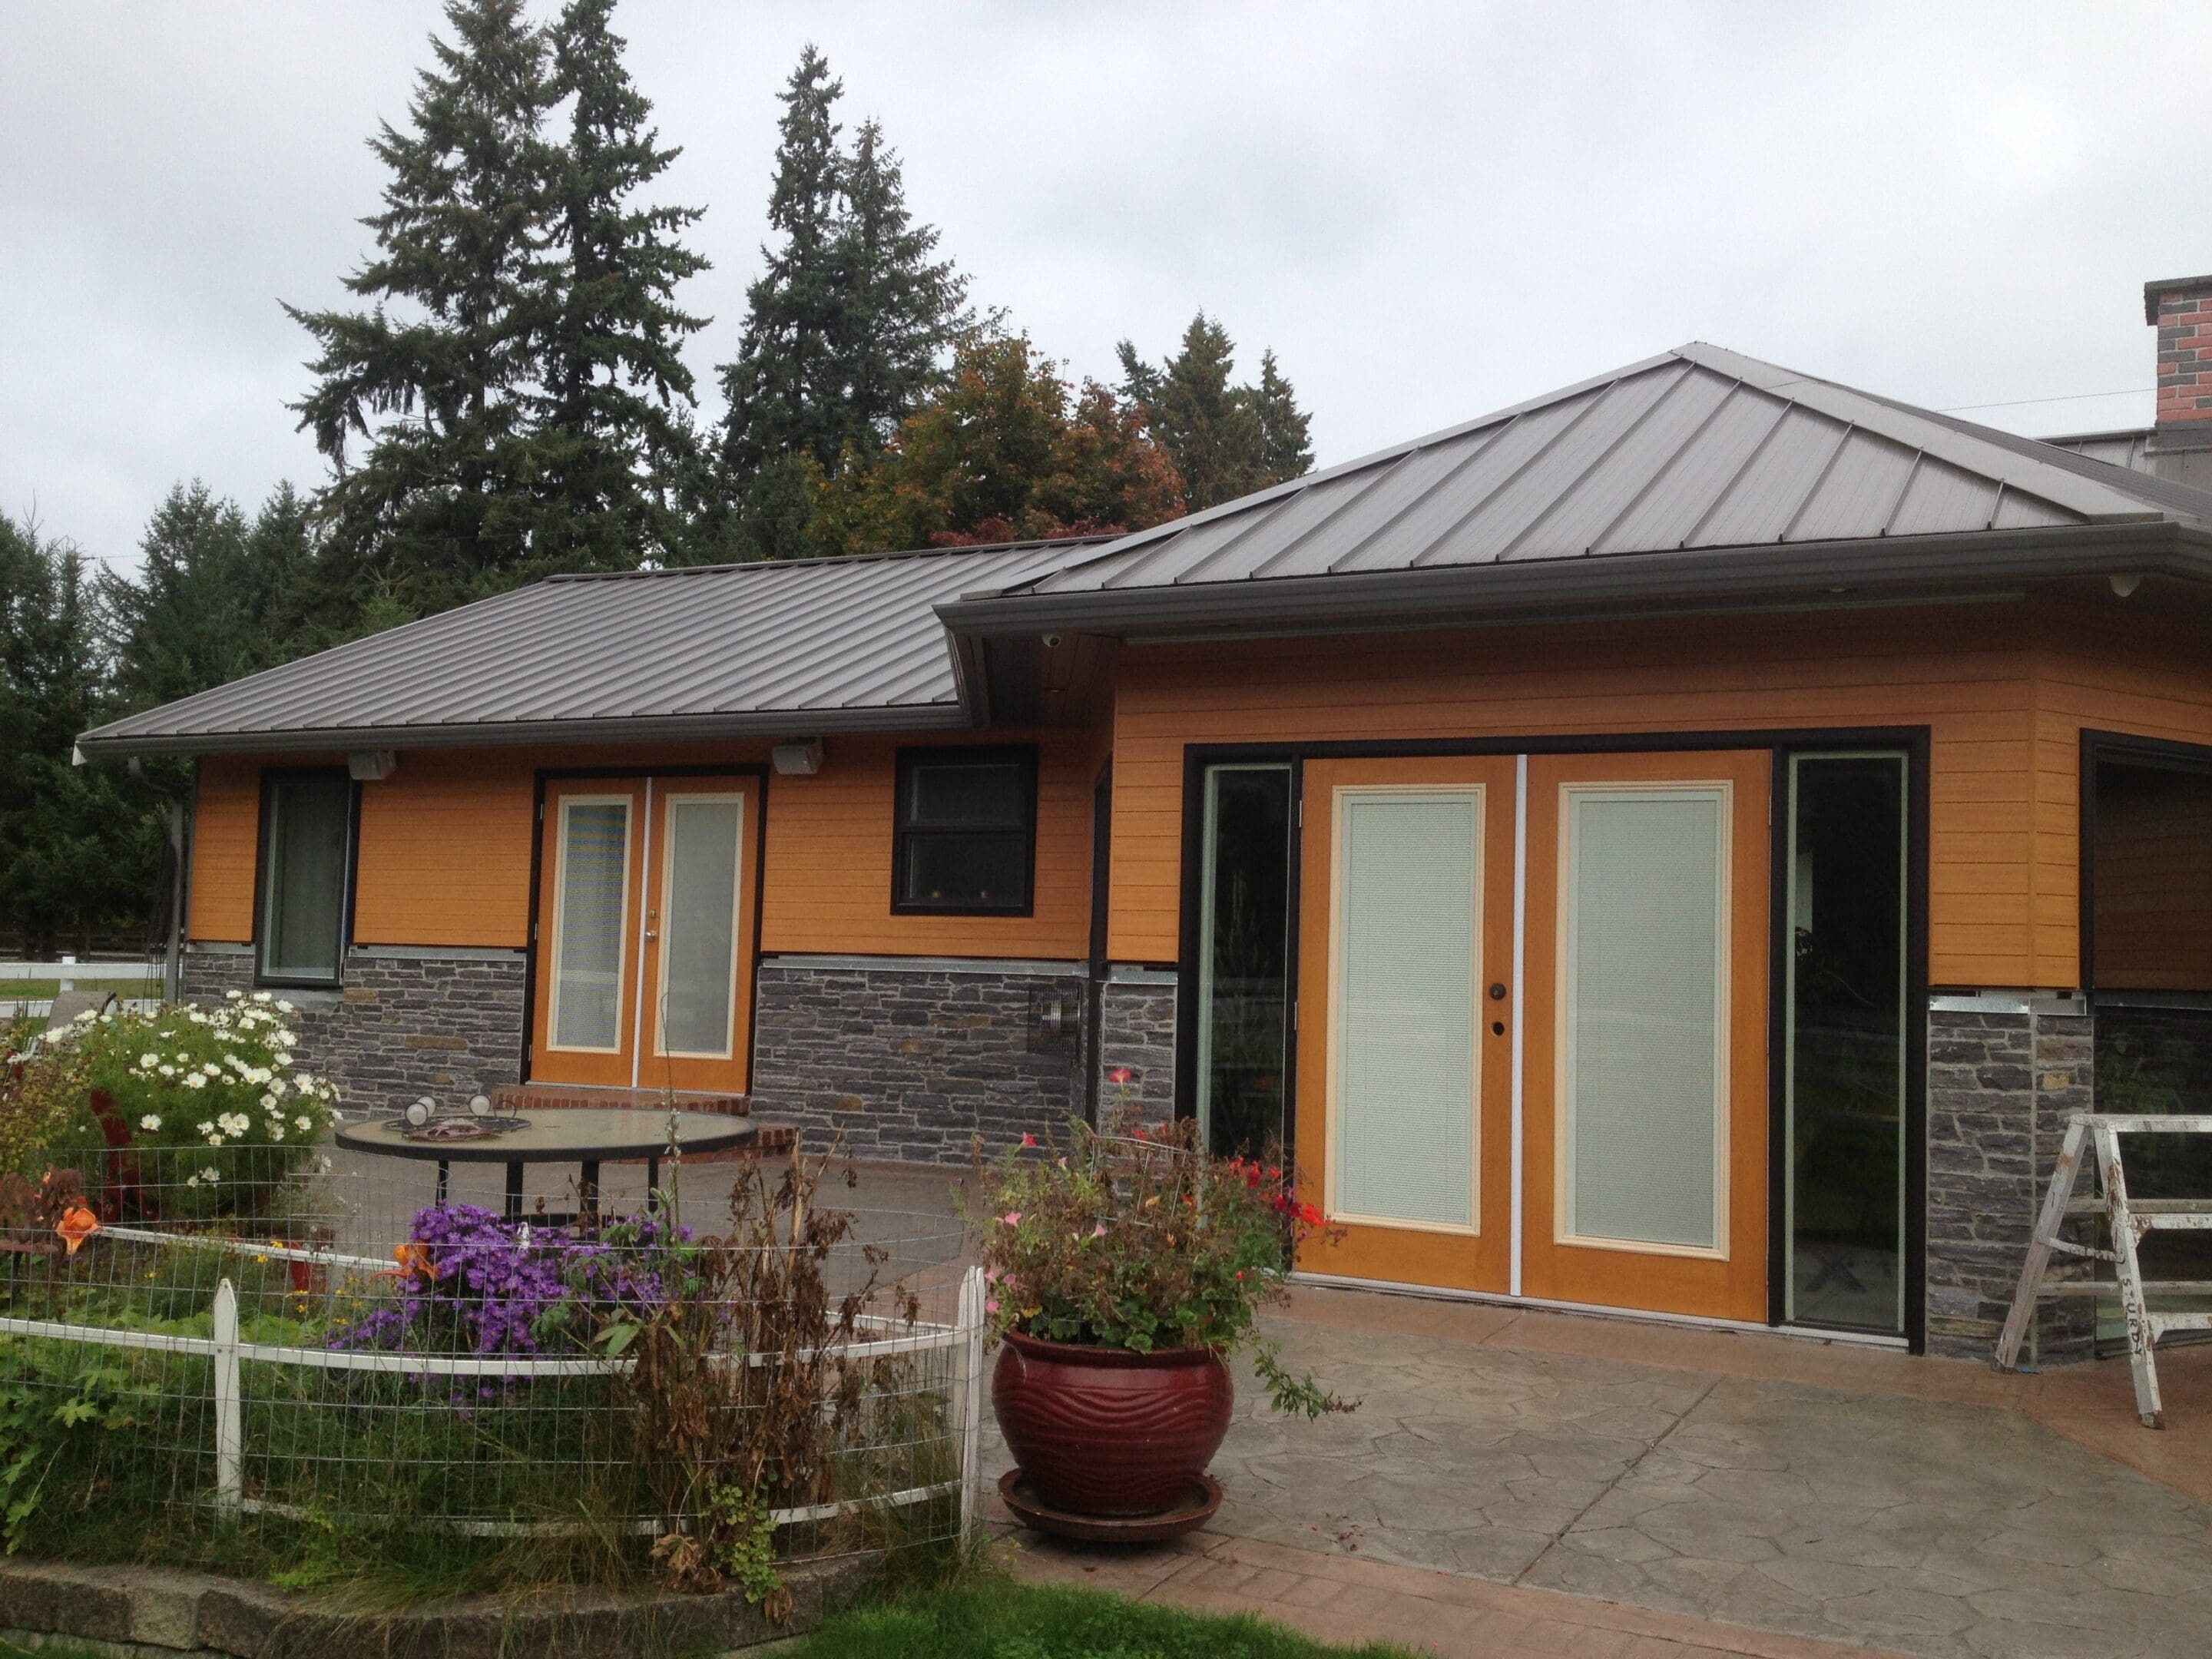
[256,770,356,986]
[892,747,1036,914]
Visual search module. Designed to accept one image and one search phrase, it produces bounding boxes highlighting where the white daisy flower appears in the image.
[157,1065,176,1078]
[197,1121,214,1135]
[252,992,273,1004]
[200,1167,220,1184]
[182,1074,207,1090]
[185,1175,201,1189]
[293,1115,311,1131]
[139,1114,161,1132]
[71,1009,95,1024]
[275,998,295,1013]
[140,1053,159,1068]
[260,1093,278,1111]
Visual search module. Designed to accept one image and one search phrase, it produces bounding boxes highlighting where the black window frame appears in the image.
[890,745,1038,916]
[252,766,360,990]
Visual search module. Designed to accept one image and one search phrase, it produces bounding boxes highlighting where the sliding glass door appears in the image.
[1194,764,1293,1157]
[1784,753,1909,1336]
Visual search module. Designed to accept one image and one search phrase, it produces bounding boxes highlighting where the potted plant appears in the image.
[977,1107,1350,1535]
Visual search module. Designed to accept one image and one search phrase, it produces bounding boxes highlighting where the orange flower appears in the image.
[55,1203,98,1257]
[392,1241,434,1283]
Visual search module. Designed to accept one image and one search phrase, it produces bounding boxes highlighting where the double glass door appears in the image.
[1287,752,1770,1323]
[531,774,760,1094]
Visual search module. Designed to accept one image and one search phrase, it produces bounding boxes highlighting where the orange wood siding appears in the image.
[1106,603,2047,985]
[352,749,539,947]
[190,733,1100,963]
[187,757,263,942]
[758,730,1095,959]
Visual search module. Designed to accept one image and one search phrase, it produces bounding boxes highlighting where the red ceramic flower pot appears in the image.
[992,1330,1233,1516]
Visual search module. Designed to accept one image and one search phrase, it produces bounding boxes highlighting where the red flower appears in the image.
[1296,1203,1324,1227]
[1106,1067,1134,1085]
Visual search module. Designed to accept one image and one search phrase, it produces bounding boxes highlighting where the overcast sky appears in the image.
[4,1,2207,569]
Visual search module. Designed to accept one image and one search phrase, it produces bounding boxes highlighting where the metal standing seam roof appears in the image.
[75,539,1099,757]
[970,343,2212,608]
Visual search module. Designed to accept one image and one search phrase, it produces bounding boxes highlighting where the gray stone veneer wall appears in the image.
[1925,997,2094,1362]
[747,958,1090,1164]
[1097,973,1177,1126]
[180,945,527,1114]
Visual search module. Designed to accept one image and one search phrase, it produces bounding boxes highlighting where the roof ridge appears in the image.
[544,534,1121,583]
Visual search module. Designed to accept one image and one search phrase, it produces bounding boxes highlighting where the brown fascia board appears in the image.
[936,521,2212,641]
[74,700,975,762]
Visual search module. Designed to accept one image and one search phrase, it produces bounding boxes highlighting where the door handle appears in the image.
[1488,982,1508,1001]
[644,929,659,940]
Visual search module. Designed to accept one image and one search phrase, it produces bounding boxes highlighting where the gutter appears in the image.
[75,700,975,763]
[936,521,2212,639]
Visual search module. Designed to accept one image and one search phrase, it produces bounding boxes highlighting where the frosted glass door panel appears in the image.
[658,796,743,1058]
[1333,791,1479,1230]
[551,800,631,1051]
[1563,790,1727,1250]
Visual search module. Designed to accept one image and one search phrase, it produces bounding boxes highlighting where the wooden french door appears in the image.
[1293,757,1517,1293]
[1521,752,1769,1321]
[531,774,760,1094]
[1291,748,1770,1322]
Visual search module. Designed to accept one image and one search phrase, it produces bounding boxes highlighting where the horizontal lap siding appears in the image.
[186,757,265,942]
[191,733,1101,964]
[354,750,535,945]
[1106,604,2041,985]
[759,730,1094,959]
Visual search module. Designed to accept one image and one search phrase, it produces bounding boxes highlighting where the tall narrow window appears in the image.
[550,798,632,1052]
[892,747,1036,913]
[1195,764,1293,1156]
[1785,753,1908,1335]
[256,770,354,986]
[1562,786,1728,1251]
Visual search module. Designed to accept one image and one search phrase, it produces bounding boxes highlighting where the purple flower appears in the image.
[329,1201,688,1369]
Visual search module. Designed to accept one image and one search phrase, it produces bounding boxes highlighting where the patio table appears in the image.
[334,1108,757,1222]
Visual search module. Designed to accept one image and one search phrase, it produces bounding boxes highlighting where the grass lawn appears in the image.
[793,1581,1419,1659]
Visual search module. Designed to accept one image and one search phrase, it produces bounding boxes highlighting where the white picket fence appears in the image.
[0,957,162,1022]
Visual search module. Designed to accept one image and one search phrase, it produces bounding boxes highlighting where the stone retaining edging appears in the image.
[0,1552,873,1657]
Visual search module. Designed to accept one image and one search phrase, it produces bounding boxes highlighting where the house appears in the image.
[78,290,2212,1364]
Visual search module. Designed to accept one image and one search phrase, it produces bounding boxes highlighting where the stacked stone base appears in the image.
[180,945,527,1117]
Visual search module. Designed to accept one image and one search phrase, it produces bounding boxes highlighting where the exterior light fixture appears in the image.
[2109,573,2143,600]
[772,739,825,776]
[348,750,398,781]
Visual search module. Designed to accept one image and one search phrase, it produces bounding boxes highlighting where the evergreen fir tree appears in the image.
[285,0,559,612]
[0,515,161,952]
[716,45,849,492]
[1250,348,1314,484]
[836,118,969,449]
[1116,313,1315,510]
[714,48,970,559]
[538,0,710,571]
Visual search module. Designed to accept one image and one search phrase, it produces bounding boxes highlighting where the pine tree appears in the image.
[538,0,710,571]
[716,46,849,490]
[836,118,969,449]
[1116,313,1314,510]
[285,0,559,612]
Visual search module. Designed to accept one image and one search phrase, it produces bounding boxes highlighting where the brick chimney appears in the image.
[2146,273,2212,431]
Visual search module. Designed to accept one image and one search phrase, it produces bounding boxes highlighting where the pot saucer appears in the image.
[997,1468,1222,1543]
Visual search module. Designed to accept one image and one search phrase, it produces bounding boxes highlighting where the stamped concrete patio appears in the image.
[980,1278,2212,1659]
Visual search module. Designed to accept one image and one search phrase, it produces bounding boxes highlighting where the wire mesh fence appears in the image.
[0,1140,982,1575]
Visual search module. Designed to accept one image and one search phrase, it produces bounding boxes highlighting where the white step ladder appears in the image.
[1995,1113,2212,1428]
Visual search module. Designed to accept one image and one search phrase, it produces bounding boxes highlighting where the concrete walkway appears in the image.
[986,1283,2212,1658]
